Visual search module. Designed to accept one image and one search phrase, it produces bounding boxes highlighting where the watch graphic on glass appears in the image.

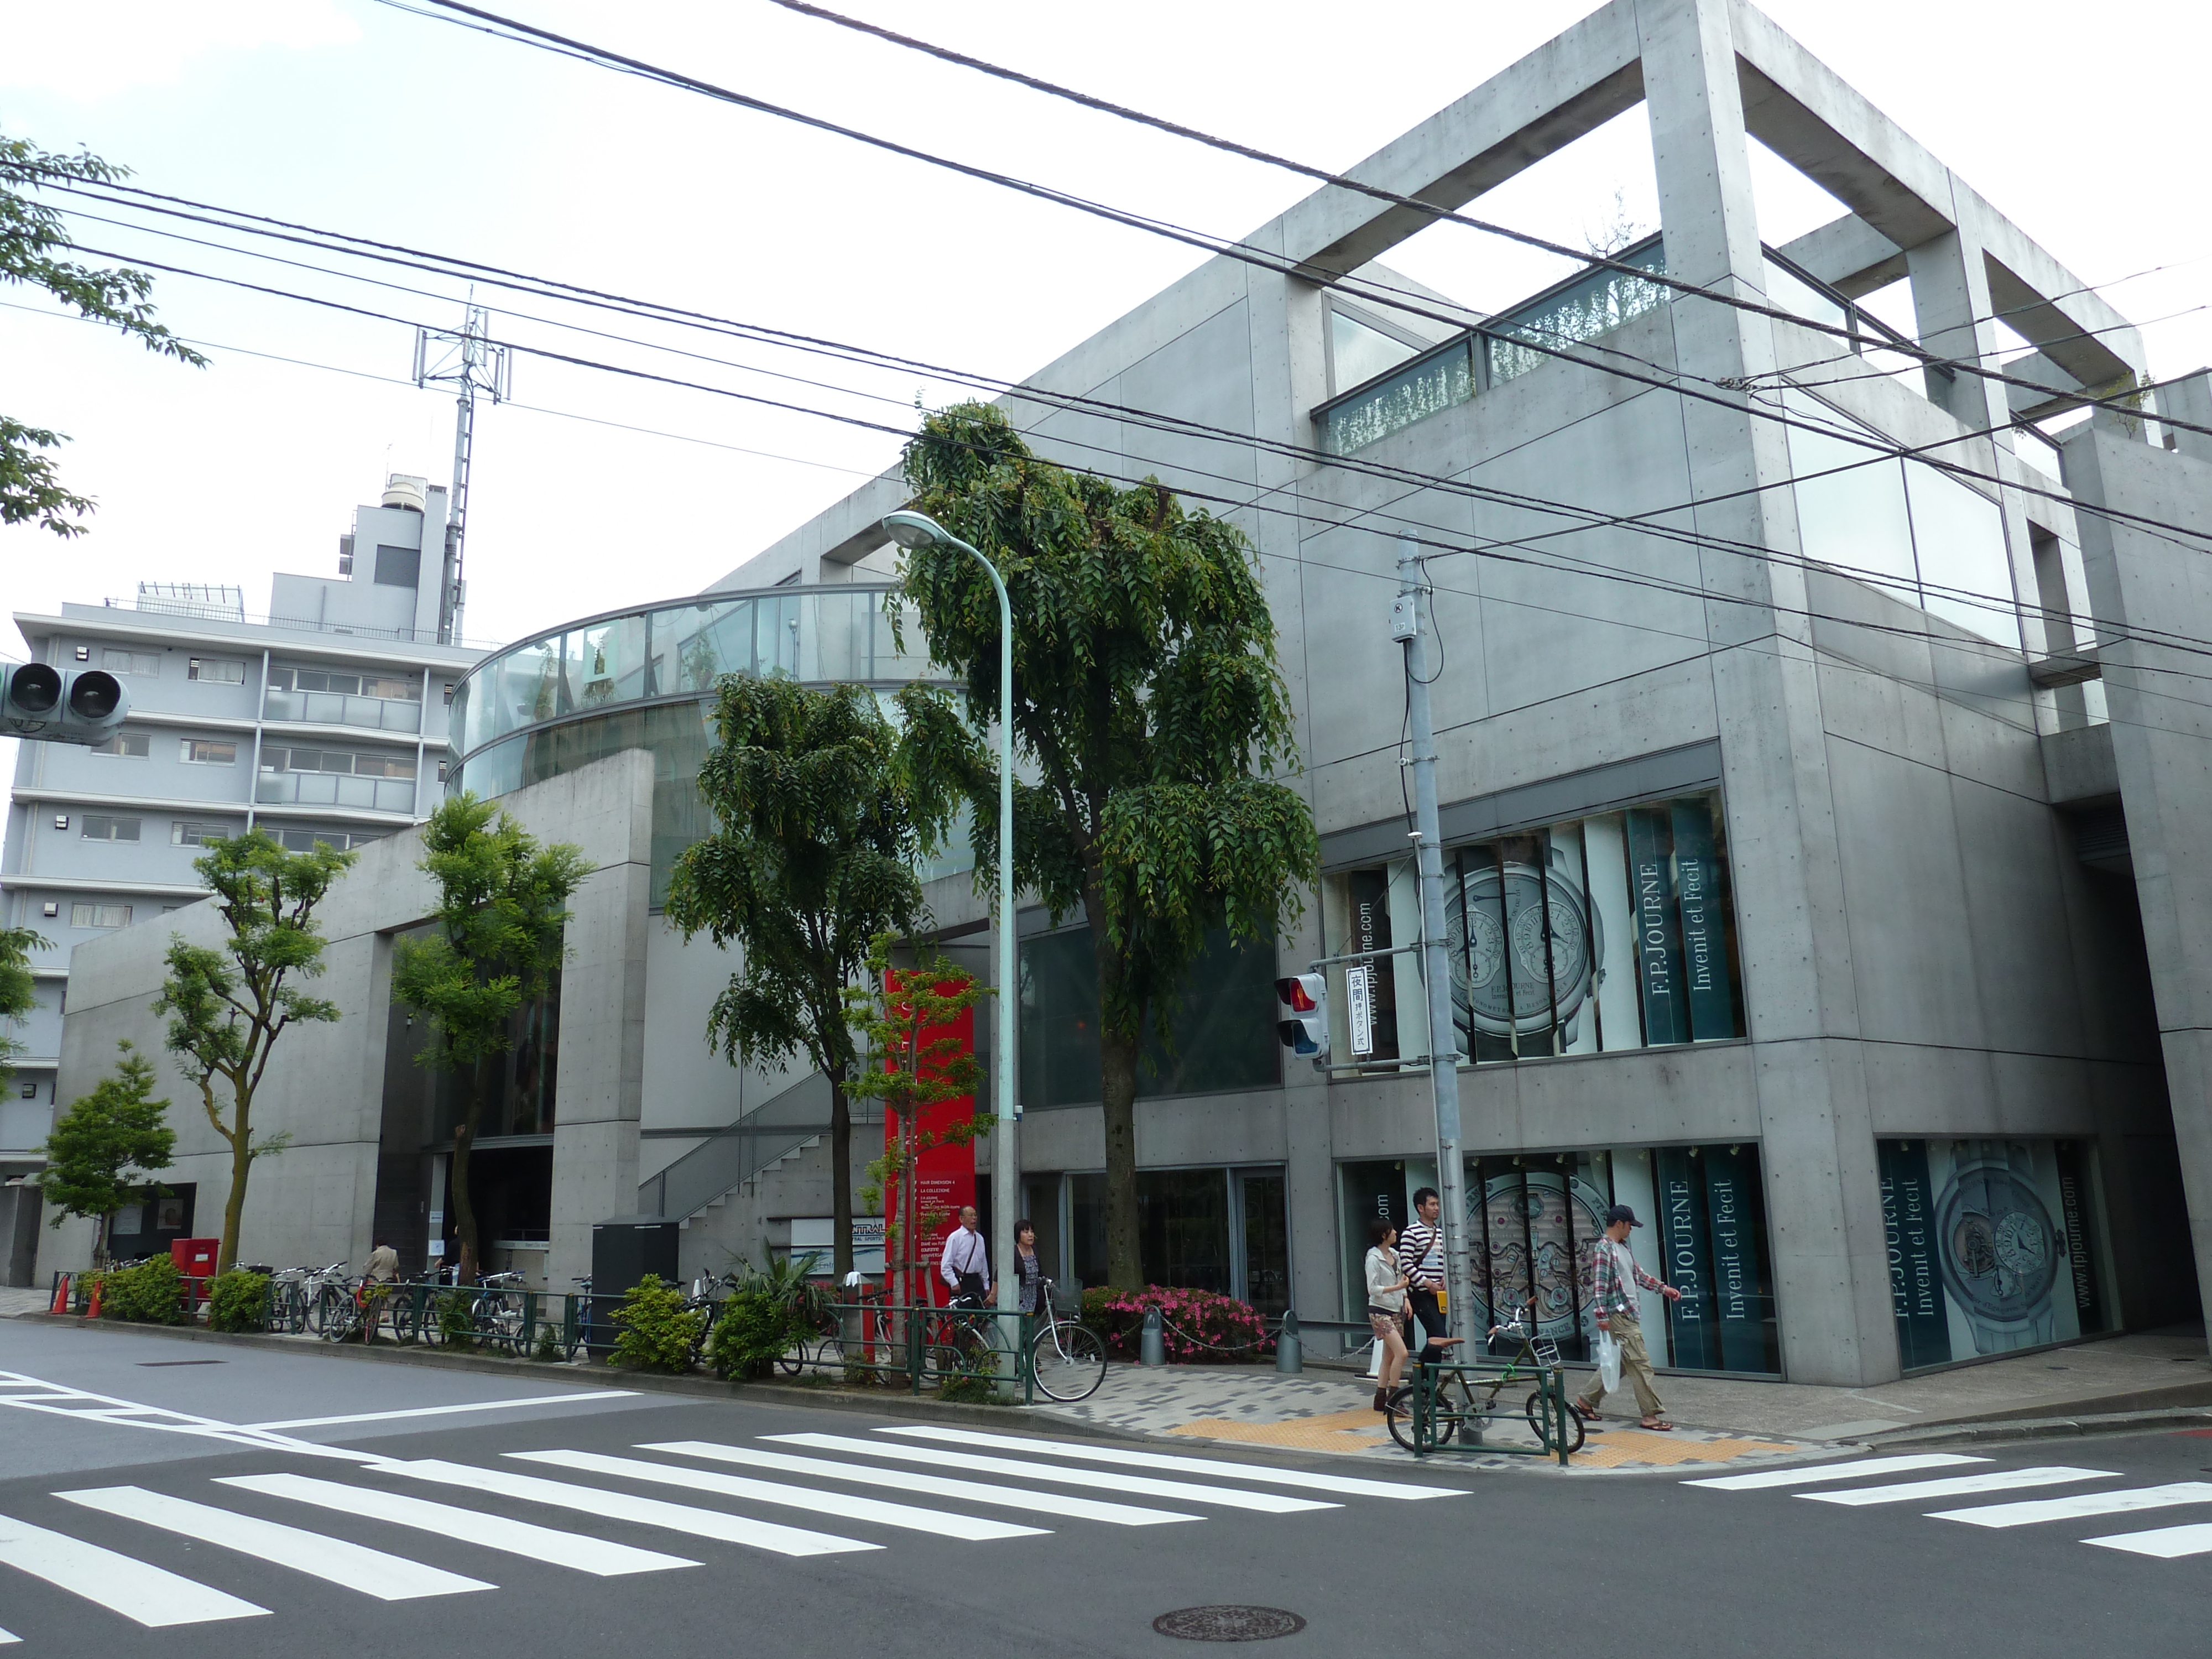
[1934,1151,2060,1354]
[1449,841,1603,1048]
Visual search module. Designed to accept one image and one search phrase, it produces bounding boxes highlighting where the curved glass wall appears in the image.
[447,584,961,904]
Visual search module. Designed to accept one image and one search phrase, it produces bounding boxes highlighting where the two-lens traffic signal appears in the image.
[1274,973,1328,1062]
[2,660,128,744]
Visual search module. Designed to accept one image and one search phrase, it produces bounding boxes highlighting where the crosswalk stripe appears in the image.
[381,1459,879,1557]
[641,1442,1196,1527]
[217,1474,701,1576]
[1928,1481,2212,1529]
[874,1426,1467,1500]
[2084,1521,2212,1559]
[764,1434,1335,1514]
[0,1514,270,1627]
[1684,1454,1988,1491]
[508,1450,1049,1542]
[1801,1467,2116,1507]
[0,1624,16,1643]
[56,1486,494,1601]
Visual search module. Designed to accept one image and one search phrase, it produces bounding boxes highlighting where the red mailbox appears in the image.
[171,1237,220,1302]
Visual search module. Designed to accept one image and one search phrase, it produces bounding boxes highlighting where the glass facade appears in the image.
[1053,1165,1290,1314]
[444,583,957,906]
[1787,387,2021,649]
[1343,1142,1781,1375]
[1879,1136,2110,1368]
[1322,789,1743,1066]
[1019,924,1281,1108]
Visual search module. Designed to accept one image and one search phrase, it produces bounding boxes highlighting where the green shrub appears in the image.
[708,1288,798,1380]
[533,1322,564,1362]
[435,1289,476,1348]
[207,1270,270,1333]
[608,1275,704,1374]
[98,1256,186,1325]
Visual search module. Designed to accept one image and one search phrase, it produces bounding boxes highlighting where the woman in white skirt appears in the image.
[1364,1215,1410,1411]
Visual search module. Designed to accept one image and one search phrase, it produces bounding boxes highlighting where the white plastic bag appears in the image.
[1366,1338,1384,1379]
[1596,1328,1623,1394]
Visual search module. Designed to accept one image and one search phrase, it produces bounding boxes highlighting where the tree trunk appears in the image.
[219,1104,253,1274]
[451,1068,485,1285]
[1099,1022,1143,1291]
[92,1211,109,1269]
[830,1074,853,1279]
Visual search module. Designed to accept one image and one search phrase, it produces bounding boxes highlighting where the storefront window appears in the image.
[1060,1166,1286,1310]
[1322,790,1743,1067]
[1879,1137,2108,1368]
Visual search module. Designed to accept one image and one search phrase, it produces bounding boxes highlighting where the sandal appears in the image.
[1640,1417,1675,1431]
[1571,1401,1603,1424]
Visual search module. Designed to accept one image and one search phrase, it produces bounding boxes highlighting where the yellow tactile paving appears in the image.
[1569,1431,1799,1468]
[1168,1407,1395,1451]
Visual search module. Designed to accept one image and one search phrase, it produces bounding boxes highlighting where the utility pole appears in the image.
[1392,533,1479,1345]
[413,302,510,645]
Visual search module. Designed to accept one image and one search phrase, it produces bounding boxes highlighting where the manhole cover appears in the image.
[1152,1607,1307,1642]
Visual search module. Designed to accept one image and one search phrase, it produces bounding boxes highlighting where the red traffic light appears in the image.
[1274,975,1319,1013]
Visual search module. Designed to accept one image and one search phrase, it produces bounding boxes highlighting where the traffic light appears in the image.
[2,660,128,745]
[1274,973,1329,1062]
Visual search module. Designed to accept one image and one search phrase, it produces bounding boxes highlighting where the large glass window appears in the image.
[1878,1136,2109,1369]
[1322,789,1743,1066]
[1019,924,1280,1108]
[1787,389,2022,649]
[1329,306,1424,394]
[1058,1165,1285,1309]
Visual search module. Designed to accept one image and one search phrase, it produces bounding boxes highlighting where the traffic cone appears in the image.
[49,1276,67,1316]
[85,1276,102,1319]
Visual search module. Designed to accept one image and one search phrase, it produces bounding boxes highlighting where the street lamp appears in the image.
[880,510,1018,1332]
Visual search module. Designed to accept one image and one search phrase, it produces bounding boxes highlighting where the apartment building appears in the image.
[1,474,484,1270]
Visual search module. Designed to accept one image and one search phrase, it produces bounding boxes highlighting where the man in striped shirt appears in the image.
[1573,1204,1682,1431]
[1397,1187,1448,1353]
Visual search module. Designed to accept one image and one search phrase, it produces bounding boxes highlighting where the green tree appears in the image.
[391,794,588,1284]
[35,1040,174,1265]
[663,677,932,1278]
[896,403,1317,1291]
[0,924,48,1091]
[2,133,206,536]
[846,935,990,1307]
[154,830,355,1271]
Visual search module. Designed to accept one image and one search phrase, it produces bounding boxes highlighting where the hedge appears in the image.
[1080,1285,1272,1364]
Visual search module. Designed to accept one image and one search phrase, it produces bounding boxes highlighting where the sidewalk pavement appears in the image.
[0,1286,53,1318]
[1025,1327,2212,1474]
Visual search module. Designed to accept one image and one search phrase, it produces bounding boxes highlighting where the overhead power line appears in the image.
[353,0,2212,561]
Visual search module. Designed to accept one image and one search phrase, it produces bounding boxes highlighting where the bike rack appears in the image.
[1409,1359,1577,1467]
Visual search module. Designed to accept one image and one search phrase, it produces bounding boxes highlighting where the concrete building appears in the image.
[2,475,483,1276]
[37,0,2212,1387]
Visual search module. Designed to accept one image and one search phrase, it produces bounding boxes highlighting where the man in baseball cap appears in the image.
[1573,1204,1683,1431]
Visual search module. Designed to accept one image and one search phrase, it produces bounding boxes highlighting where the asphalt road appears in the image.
[2,1317,2206,1657]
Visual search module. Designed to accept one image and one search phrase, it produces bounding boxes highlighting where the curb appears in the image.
[1867,1405,2212,1449]
[13,1312,1162,1442]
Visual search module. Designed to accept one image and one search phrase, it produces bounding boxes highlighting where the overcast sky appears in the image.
[3,0,2207,672]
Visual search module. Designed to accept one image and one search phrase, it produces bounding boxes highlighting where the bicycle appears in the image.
[1026,1277,1107,1402]
[1384,1296,1584,1455]
[469,1271,529,1353]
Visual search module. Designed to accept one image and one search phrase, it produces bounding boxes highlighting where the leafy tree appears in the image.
[35,1040,174,1265]
[391,794,588,1284]
[155,831,354,1272]
[2,133,206,536]
[896,403,1317,1291]
[0,924,48,1091]
[663,677,932,1279]
[846,935,991,1307]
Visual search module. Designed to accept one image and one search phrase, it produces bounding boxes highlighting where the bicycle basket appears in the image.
[1531,1337,1563,1368]
[1047,1282,1083,1314]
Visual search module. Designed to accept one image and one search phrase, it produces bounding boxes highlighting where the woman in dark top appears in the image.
[1013,1219,1047,1319]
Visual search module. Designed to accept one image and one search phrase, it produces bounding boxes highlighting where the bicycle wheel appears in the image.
[775,1328,810,1377]
[1028,1323,1107,1402]
[304,1285,333,1334]
[1526,1389,1586,1454]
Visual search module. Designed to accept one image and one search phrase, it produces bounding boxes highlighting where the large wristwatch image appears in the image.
[1935,1150,2061,1354]
[1449,841,1604,1050]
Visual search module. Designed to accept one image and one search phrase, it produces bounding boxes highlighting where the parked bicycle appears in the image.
[1384,1295,1584,1454]
[1026,1276,1107,1402]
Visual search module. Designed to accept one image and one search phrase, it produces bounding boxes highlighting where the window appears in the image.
[178,738,238,765]
[351,751,414,779]
[80,815,142,842]
[88,731,150,758]
[269,666,420,701]
[442,682,456,706]
[1322,789,1744,1066]
[268,827,374,853]
[171,821,233,846]
[186,658,246,684]
[71,902,132,928]
[373,544,421,587]
[1328,304,1425,394]
[262,744,413,779]
[101,649,160,676]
